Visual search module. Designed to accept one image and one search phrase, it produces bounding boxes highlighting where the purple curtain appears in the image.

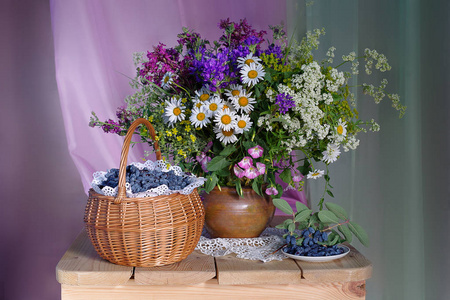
[50,0,307,210]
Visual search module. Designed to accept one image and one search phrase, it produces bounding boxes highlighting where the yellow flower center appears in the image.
[231,90,240,96]
[221,115,232,125]
[173,107,182,116]
[312,172,320,176]
[238,97,249,107]
[222,129,234,137]
[199,94,210,101]
[196,103,202,108]
[223,104,230,110]
[248,70,258,79]
[337,125,344,135]
[245,58,255,65]
[197,112,206,121]
[237,120,247,128]
[164,76,170,83]
[209,103,218,111]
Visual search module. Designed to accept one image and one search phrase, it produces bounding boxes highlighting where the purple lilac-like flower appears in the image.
[264,44,284,60]
[234,165,245,178]
[244,166,259,179]
[292,170,303,182]
[101,119,122,134]
[190,48,232,91]
[238,156,253,169]
[244,36,261,46]
[218,18,267,51]
[196,152,211,173]
[248,145,263,159]
[256,162,266,175]
[265,187,278,196]
[275,93,296,114]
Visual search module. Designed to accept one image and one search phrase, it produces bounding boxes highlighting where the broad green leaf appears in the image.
[284,219,294,225]
[252,180,262,196]
[294,209,312,223]
[338,225,352,243]
[325,202,349,220]
[272,198,293,215]
[309,213,319,228]
[205,174,218,193]
[295,202,309,213]
[220,145,237,156]
[288,222,295,233]
[275,223,286,229]
[279,168,292,184]
[207,156,231,171]
[329,233,340,246]
[318,210,341,224]
[348,221,369,247]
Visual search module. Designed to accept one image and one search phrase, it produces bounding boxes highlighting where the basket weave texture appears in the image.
[84,118,205,267]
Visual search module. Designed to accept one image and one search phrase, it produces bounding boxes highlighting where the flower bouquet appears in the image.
[90,18,405,247]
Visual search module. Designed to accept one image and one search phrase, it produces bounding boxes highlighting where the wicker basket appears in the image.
[84,118,205,267]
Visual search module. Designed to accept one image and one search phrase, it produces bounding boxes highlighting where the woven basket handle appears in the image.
[114,118,162,204]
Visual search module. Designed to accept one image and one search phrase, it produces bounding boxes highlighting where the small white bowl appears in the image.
[283,245,350,262]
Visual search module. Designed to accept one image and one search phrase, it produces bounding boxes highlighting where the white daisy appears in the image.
[194,87,213,102]
[322,144,341,164]
[204,96,224,117]
[224,84,244,100]
[240,62,265,87]
[164,97,185,124]
[231,91,256,114]
[214,108,237,131]
[221,101,234,112]
[190,106,210,128]
[237,53,262,69]
[336,119,347,137]
[307,169,325,180]
[161,72,175,89]
[234,114,252,134]
[214,126,238,145]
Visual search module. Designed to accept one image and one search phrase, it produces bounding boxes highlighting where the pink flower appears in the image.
[244,166,259,179]
[265,187,278,196]
[238,156,253,169]
[256,162,266,175]
[233,165,245,178]
[292,170,303,182]
[248,145,263,159]
[196,152,211,173]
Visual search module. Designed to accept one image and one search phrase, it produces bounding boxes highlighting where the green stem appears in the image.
[322,219,349,232]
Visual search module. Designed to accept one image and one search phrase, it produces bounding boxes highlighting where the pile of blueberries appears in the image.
[282,227,346,257]
[99,165,192,193]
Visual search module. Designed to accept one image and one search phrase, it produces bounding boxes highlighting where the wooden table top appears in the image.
[56,217,372,287]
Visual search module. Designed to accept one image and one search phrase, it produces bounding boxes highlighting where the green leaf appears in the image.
[296,237,305,246]
[348,221,369,247]
[329,234,340,246]
[235,180,243,197]
[288,222,296,233]
[318,210,341,224]
[279,168,292,184]
[252,180,262,196]
[272,198,293,215]
[205,174,219,193]
[338,225,352,243]
[309,213,319,228]
[298,160,311,176]
[275,223,285,229]
[207,156,231,171]
[215,168,230,177]
[295,202,309,213]
[294,209,312,223]
[219,145,237,156]
[326,189,334,198]
[325,202,349,220]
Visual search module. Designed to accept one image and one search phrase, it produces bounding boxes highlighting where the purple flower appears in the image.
[196,152,211,172]
[275,93,295,114]
[256,162,266,176]
[244,36,261,46]
[292,170,303,182]
[265,187,278,196]
[238,156,253,169]
[248,145,263,159]
[244,166,259,179]
[264,44,284,60]
[234,165,245,178]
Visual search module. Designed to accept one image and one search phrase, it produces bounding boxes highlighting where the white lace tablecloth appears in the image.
[195,227,288,263]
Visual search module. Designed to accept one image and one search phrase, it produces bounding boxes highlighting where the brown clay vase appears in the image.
[202,186,276,238]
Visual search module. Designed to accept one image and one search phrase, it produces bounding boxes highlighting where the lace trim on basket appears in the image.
[195,227,289,263]
[91,160,206,197]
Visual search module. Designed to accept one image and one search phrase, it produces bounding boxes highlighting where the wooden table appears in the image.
[56,221,372,299]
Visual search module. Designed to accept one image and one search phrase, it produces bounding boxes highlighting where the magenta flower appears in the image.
[233,165,245,178]
[196,152,211,173]
[238,156,253,169]
[248,145,263,159]
[265,187,278,196]
[244,166,259,179]
[292,170,303,182]
[256,162,266,175]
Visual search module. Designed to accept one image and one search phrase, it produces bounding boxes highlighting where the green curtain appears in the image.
[287,0,449,299]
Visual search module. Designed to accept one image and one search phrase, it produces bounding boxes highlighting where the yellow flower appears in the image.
[190,134,196,143]
[148,116,154,122]
[177,136,182,142]
[166,163,171,168]
[166,130,172,137]
[185,125,191,132]
[172,128,178,135]
[181,98,187,103]
[155,136,159,141]
[178,149,186,157]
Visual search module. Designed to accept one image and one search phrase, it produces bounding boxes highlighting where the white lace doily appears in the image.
[91,160,206,197]
[195,227,289,263]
